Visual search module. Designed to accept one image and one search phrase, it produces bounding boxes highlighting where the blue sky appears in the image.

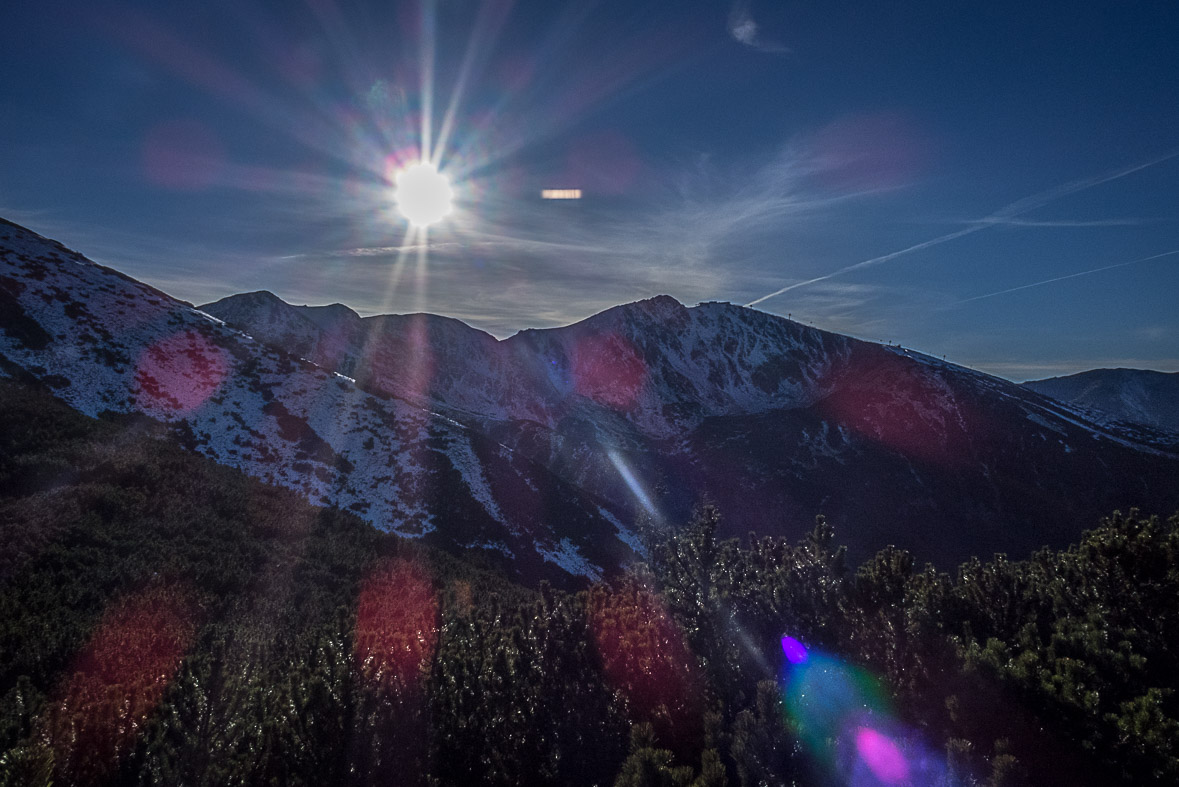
[2,0,1177,380]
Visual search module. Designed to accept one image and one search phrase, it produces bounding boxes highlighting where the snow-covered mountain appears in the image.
[3,215,1177,574]
[202,275,1179,569]
[0,218,638,584]
[1022,369,1179,435]
[200,291,845,433]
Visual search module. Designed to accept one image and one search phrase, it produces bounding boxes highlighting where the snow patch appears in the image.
[596,506,646,557]
[444,433,508,526]
[1026,411,1067,436]
[536,538,603,581]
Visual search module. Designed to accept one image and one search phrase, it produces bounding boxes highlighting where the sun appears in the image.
[393,161,454,227]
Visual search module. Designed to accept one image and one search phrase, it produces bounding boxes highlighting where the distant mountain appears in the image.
[1022,369,1179,434]
[3,215,1177,578]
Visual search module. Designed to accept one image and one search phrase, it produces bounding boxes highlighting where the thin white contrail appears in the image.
[746,225,980,306]
[746,149,1179,308]
[954,249,1179,305]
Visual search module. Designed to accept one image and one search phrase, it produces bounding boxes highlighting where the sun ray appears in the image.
[100,7,392,181]
[444,10,704,182]
[414,227,430,314]
[420,0,437,164]
[350,222,421,392]
[375,223,419,315]
[432,0,515,170]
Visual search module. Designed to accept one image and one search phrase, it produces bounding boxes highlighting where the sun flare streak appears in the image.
[606,449,660,520]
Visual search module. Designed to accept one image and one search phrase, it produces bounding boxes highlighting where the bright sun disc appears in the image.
[394,162,454,227]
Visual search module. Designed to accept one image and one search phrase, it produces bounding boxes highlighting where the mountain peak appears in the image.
[221,289,282,303]
[640,293,685,311]
[197,290,288,313]
[571,294,691,333]
[293,302,361,331]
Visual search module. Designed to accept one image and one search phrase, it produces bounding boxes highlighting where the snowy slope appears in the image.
[6,214,1177,571]
[203,292,851,436]
[0,218,635,583]
[202,282,1179,567]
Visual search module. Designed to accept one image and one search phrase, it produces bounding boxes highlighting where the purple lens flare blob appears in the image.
[780,635,808,664]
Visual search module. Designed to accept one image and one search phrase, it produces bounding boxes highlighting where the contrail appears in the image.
[967,217,1151,228]
[954,249,1179,305]
[746,225,979,306]
[746,149,1179,308]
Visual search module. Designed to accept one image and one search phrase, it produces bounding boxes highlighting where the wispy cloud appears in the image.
[9,141,845,335]
[728,2,789,54]
[577,147,867,269]
[292,233,615,260]
[316,237,730,334]
[746,148,1179,307]
[338,144,889,332]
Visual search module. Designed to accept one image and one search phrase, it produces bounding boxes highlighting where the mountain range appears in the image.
[2,216,1177,580]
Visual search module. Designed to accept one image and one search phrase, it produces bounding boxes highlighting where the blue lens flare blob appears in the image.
[776,645,954,786]
[780,635,808,664]
[784,654,887,751]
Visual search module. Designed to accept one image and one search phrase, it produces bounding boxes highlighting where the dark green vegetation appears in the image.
[1,377,1177,786]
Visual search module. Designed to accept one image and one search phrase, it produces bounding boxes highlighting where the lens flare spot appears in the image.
[41,586,196,782]
[572,332,646,410]
[142,119,225,190]
[565,129,641,195]
[810,111,929,191]
[588,583,702,748]
[394,161,454,227]
[354,557,438,689]
[855,727,910,784]
[784,654,890,755]
[816,348,973,465]
[780,634,808,664]
[134,329,230,413]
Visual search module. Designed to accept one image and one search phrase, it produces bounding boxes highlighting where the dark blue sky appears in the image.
[2,0,1177,379]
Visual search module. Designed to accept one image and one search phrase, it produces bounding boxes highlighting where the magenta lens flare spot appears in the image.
[855,727,909,784]
[780,635,808,664]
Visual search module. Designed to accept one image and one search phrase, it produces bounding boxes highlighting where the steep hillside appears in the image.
[0,218,636,582]
[202,286,1179,567]
[4,215,1177,570]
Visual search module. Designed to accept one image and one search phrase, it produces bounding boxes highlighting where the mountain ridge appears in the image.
[0,218,638,584]
[4,216,1178,574]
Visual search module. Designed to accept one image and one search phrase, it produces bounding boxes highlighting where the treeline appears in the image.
[1,378,1177,785]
